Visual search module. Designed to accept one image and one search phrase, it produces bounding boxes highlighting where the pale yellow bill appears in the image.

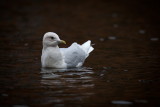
[60,40,66,44]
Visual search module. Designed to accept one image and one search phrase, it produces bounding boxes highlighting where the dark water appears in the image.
[0,0,160,107]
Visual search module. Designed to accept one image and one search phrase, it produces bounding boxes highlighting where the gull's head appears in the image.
[43,32,66,47]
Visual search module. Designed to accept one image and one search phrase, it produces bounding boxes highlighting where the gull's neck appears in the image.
[42,45,59,53]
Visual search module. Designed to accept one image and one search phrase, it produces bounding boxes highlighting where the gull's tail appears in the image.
[81,40,94,58]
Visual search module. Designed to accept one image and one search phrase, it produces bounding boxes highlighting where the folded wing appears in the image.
[60,40,94,68]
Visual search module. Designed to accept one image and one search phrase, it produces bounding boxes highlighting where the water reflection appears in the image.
[40,67,95,104]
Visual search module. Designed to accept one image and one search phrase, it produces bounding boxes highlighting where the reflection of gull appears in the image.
[41,67,93,79]
[41,67,93,73]
[41,32,94,68]
[41,68,94,87]
[40,68,95,103]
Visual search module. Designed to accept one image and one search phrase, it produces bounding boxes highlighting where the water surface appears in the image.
[0,0,160,107]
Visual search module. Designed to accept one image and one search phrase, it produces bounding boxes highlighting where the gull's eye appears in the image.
[50,37,54,40]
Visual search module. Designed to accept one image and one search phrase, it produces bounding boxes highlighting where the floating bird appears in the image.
[41,32,94,68]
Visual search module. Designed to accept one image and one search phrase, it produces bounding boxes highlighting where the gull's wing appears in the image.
[60,43,86,68]
[60,41,94,68]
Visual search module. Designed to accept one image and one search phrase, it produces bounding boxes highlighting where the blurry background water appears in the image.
[0,0,160,107]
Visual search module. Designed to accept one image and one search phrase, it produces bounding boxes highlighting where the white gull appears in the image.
[41,32,94,68]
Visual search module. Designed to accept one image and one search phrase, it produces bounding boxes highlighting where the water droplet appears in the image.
[112,100,133,105]
[107,80,110,82]
[24,43,28,46]
[108,36,116,40]
[150,37,159,41]
[139,30,145,34]
[138,80,142,82]
[99,38,105,42]
[34,57,38,60]
[113,24,118,28]
[1,93,8,97]
[100,74,104,76]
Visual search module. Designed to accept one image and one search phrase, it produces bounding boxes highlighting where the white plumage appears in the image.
[41,32,94,68]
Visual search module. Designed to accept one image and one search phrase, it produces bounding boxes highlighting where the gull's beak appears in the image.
[59,40,66,44]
